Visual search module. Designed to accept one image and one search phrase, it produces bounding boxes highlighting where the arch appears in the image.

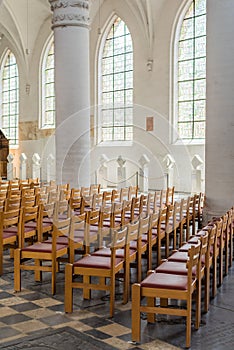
[97,15,133,143]
[170,0,206,143]
[40,34,55,129]
[0,49,19,146]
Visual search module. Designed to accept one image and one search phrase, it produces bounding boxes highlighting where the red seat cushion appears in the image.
[73,255,123,269]
[92,247,136,258]
[168,251,188,263]
[22,242,67,253]
[156,261,196,276]
[141,272,189,290]
[3,231,17,240]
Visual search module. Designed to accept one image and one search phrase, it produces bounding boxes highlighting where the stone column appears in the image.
[20,153,27,180]
[205,0,234,220]
[32,153,41,180]
[163,154,175,189]
[138,154,150,193]
[46,153,55,183]
[7,154,14,180]
[49,0,90,187]
[117,156,126,189]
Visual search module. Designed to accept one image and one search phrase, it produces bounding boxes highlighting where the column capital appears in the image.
[49,0,89,29]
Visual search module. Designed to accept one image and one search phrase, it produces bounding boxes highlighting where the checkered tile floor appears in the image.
[0,253,178,349]
[1,251,234,349]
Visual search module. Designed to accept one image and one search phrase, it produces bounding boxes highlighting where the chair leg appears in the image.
[14,249,21,292]
[147,296,156,323]
[65,263,73,313]
[186,296,192,349]
[204,268,210,313]
[0,246,3,276]
[132,283,141,343]
[110,274,115,318]
[219,249,223,286]
[83,275,91,299]
[195,279,201,329]
[147,242,152,271]
[35,259,42,282]
[51,258,56,295]
[212,257,217,298]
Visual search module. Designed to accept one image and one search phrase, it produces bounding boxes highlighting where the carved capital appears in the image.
[49,0,89,28]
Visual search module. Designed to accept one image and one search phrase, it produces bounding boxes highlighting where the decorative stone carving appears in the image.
[49,0,89,28]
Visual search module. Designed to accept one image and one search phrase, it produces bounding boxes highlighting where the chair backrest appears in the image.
[128,186,138,200]
[102,191,112,205]
[52,217,71,249]
[81,186,90,196]
[19,205,40,248]
[149,210,160,230]
[139,215,150,236]
[54,199,71,220]
[21,194,36,208]
[160,189,167,207]
[0,208,20,236]
[186,241,201,292]
[166,186,175,205]
[120,188,129,202]
[90,184,101,195]
[4,196,21,212]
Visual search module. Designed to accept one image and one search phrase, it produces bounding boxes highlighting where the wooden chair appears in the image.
[0,208,20,275]
[14,217,71,295]
[69,188,81,214]
[90,184,101,195]
[128,185,138,200]
[65,225,128,317]
[4,196,21,212]
[156,232,208,329]
[166,186,175,205]
[17,205,40,249]
[132,241,201,349]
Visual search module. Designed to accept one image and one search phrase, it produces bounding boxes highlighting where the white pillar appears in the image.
[191,155,203,194]
[117,156,126,189]
[98,154,109,189]
[138,154,150,193]
[46,153,55,183]
[205,0,234,220]
[32,153,41,180]
[163,154,175,188]
[7,153,14,180]
[20,153,27,180]
[49,0,90,187]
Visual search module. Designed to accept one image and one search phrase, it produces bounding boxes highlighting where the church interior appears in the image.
[0,0,233,349]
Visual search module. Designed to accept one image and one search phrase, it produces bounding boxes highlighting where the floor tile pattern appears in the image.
[0,251,233,349]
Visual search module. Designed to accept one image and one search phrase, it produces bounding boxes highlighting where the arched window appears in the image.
[1,51,19,146]
[101,17,133,141]
[41,39,55,128]
[177,0,206,140]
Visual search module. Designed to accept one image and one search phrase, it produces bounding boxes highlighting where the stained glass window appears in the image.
[1,51,19,146]
[101,18,133,141]
[177,0,206,140]
[42,40,55,128]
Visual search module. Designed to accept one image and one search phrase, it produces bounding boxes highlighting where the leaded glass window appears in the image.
[177,0,206,140]
[1,51,19,146]
[42,41,55,128]
[101,18,133,141]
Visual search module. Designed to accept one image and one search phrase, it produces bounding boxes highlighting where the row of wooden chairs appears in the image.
[131,206,233,348]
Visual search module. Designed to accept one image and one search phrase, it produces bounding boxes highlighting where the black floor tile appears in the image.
[79,316,113,328]
[38,313,71,326]
[0,314,32,325]
[84,328,112,339]
[10,302,40,312]
[0,326,21,340]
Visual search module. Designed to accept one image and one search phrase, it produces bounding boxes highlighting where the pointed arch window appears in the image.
[101,17,133,141]
[41,39,55,128]
[1,51,19,146]
[177,0,206,140]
